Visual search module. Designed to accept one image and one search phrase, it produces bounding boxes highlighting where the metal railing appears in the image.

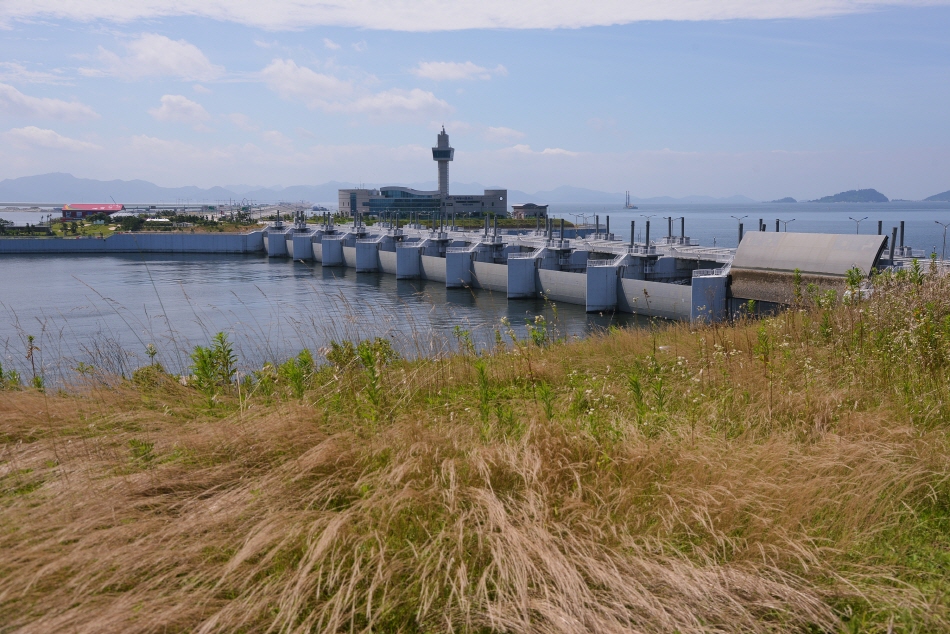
[508,249,543,259]
[692,267,728,277]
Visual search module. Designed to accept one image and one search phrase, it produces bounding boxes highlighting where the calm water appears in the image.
[0,254,645,382]
[4,201,950,382]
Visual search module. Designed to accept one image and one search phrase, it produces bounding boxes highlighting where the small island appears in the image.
[810,189,889,203]
[768,197,797,203]
[925,190,950,202]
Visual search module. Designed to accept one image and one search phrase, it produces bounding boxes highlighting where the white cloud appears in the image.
[192,84,212,94]
[0,62,69,85]
[347,88,452,119]
[3,1,945,31]
[259,58,450,120]
[5,126,101,151]
[259,58,352,109]
[261,130,294,150]
[0,83,98,120]
[412,61,506,81]
[227,113,259,131]
[323,38,341,50]
[351,41,367,52]
[540,147,579,156]
[484,126,525,143]
[508,144,580,157]
[148,94,211,130]
[81,33,223,81]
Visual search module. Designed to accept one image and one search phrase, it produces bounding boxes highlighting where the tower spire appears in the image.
[432,127,454,196]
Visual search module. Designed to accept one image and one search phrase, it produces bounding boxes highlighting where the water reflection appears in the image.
[0,253,645,381]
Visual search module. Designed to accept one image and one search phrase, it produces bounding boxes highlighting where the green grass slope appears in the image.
[2,269,950,632]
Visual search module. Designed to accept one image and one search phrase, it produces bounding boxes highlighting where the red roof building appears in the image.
[62,203,125,219]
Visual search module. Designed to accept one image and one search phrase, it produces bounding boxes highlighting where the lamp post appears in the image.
[779,218,795,232]
[936,220,950,261]
[730,215,748,245]
[640,213,656,246]
[848,216,868,234]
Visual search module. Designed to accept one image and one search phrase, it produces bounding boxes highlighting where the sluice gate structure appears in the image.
[0,215,921,324]
[261,212,908,323]
[259,212,884,324]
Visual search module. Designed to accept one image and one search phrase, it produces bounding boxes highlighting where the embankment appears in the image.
[0,231,264,254]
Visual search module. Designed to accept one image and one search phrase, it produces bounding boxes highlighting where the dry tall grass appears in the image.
[2,271,950,633]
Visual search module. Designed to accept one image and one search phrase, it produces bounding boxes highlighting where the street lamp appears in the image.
[779,218,795,232]
[848,216,868,234]
[935,220,950,261]
[730,214,748,244]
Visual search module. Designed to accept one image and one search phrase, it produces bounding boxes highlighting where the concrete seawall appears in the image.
[0,231,265,254]
[1,225,734,323]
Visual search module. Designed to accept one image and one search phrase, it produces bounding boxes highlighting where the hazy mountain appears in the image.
[925,190,950,202]
[0,173,236,203]
[0,172,758,206]
[811,189,889,203]
[240,182,356,203]
[768,197,798,203]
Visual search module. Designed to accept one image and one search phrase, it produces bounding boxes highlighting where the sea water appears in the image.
[3,201,950,381]
[0,253,646,382]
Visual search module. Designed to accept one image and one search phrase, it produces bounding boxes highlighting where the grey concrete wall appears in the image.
[445,251,473,288]
[356,241,379,272]
[420,255,447,282]
[396,245,421,279]
[538,269,587,304]
[342,246,357,268]
[291,232,315,261]
[507,257,538,299]
[618,279,691,320]
[472,261,508,292]
[379,250,398,275]
[265,229,288,257]
[586,266,618,312]
[312,241,323,262]
[691,275,728,324]
[0,232,265,254]
[322,238,344,266]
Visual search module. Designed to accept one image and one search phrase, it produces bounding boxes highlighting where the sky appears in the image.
[1,0,949,200]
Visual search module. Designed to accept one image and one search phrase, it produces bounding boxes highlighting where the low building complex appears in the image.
[338,128,507,218]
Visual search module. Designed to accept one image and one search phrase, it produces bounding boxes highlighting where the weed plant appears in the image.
[1,272,950,632]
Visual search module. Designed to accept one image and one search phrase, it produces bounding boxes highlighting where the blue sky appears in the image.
[1,1,949,199]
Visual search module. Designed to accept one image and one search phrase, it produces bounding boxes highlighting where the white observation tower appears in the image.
[432,126,454,197]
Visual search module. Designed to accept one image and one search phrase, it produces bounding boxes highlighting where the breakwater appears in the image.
[0,231,264,254]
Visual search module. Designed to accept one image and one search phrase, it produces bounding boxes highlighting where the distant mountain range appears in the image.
[0,173,758,205]
[2,173,948,206]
